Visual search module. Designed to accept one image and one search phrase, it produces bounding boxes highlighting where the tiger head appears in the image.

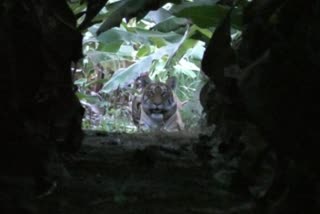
[142,79,177,123]
[131,76,184,131]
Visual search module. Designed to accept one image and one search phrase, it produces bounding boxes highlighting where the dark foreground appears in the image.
[0,131,255,214]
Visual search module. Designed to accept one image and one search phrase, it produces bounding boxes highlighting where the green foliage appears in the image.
[94,0,182,35]
[70,0,246,132]
[172,1,243,29]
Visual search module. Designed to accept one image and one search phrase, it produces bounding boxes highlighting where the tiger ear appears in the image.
[166,76,177,90]
[140,75,152,88]
[135,73,152,89]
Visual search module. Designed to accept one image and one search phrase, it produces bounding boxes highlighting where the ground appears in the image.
[1,131,255,214]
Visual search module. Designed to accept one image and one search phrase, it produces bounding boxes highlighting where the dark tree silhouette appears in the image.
[1,0,320,213]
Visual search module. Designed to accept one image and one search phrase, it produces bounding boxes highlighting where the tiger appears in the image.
[131,75,185,132]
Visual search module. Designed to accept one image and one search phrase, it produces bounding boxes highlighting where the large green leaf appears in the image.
[136,45,152,58]
[96,0,182,35]
[163,26,194,70]
[144,8,172,24]
[96,27,148,44]
[189,25,212,40]
[86,51,124,65]
[100,57,153,93]
[172,1,220,28]
[101,43,179,93]
[97,42,123,53]
[135,28,183,44]
[152,16,190,33]
[171,0,242,30]
[92,26,183,46]
[184,41,206,62]
[171,0,219,28]
[166,38,198,68]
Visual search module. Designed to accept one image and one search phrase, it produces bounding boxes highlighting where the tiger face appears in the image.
[142,82,177,123]
[131,76,184,132]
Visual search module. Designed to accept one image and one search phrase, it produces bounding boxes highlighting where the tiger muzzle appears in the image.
[149,104,166,120]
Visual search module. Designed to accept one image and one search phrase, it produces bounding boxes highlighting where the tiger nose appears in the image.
[152,102,163,110]
[153,97,163,105]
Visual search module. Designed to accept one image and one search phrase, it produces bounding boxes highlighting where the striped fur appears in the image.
[131,77,184,132]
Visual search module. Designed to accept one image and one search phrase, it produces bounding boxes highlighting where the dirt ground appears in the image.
[1,131,254,214]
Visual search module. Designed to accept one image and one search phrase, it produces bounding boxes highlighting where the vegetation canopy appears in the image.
[70,0,245,132]
[2,0,320,214]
